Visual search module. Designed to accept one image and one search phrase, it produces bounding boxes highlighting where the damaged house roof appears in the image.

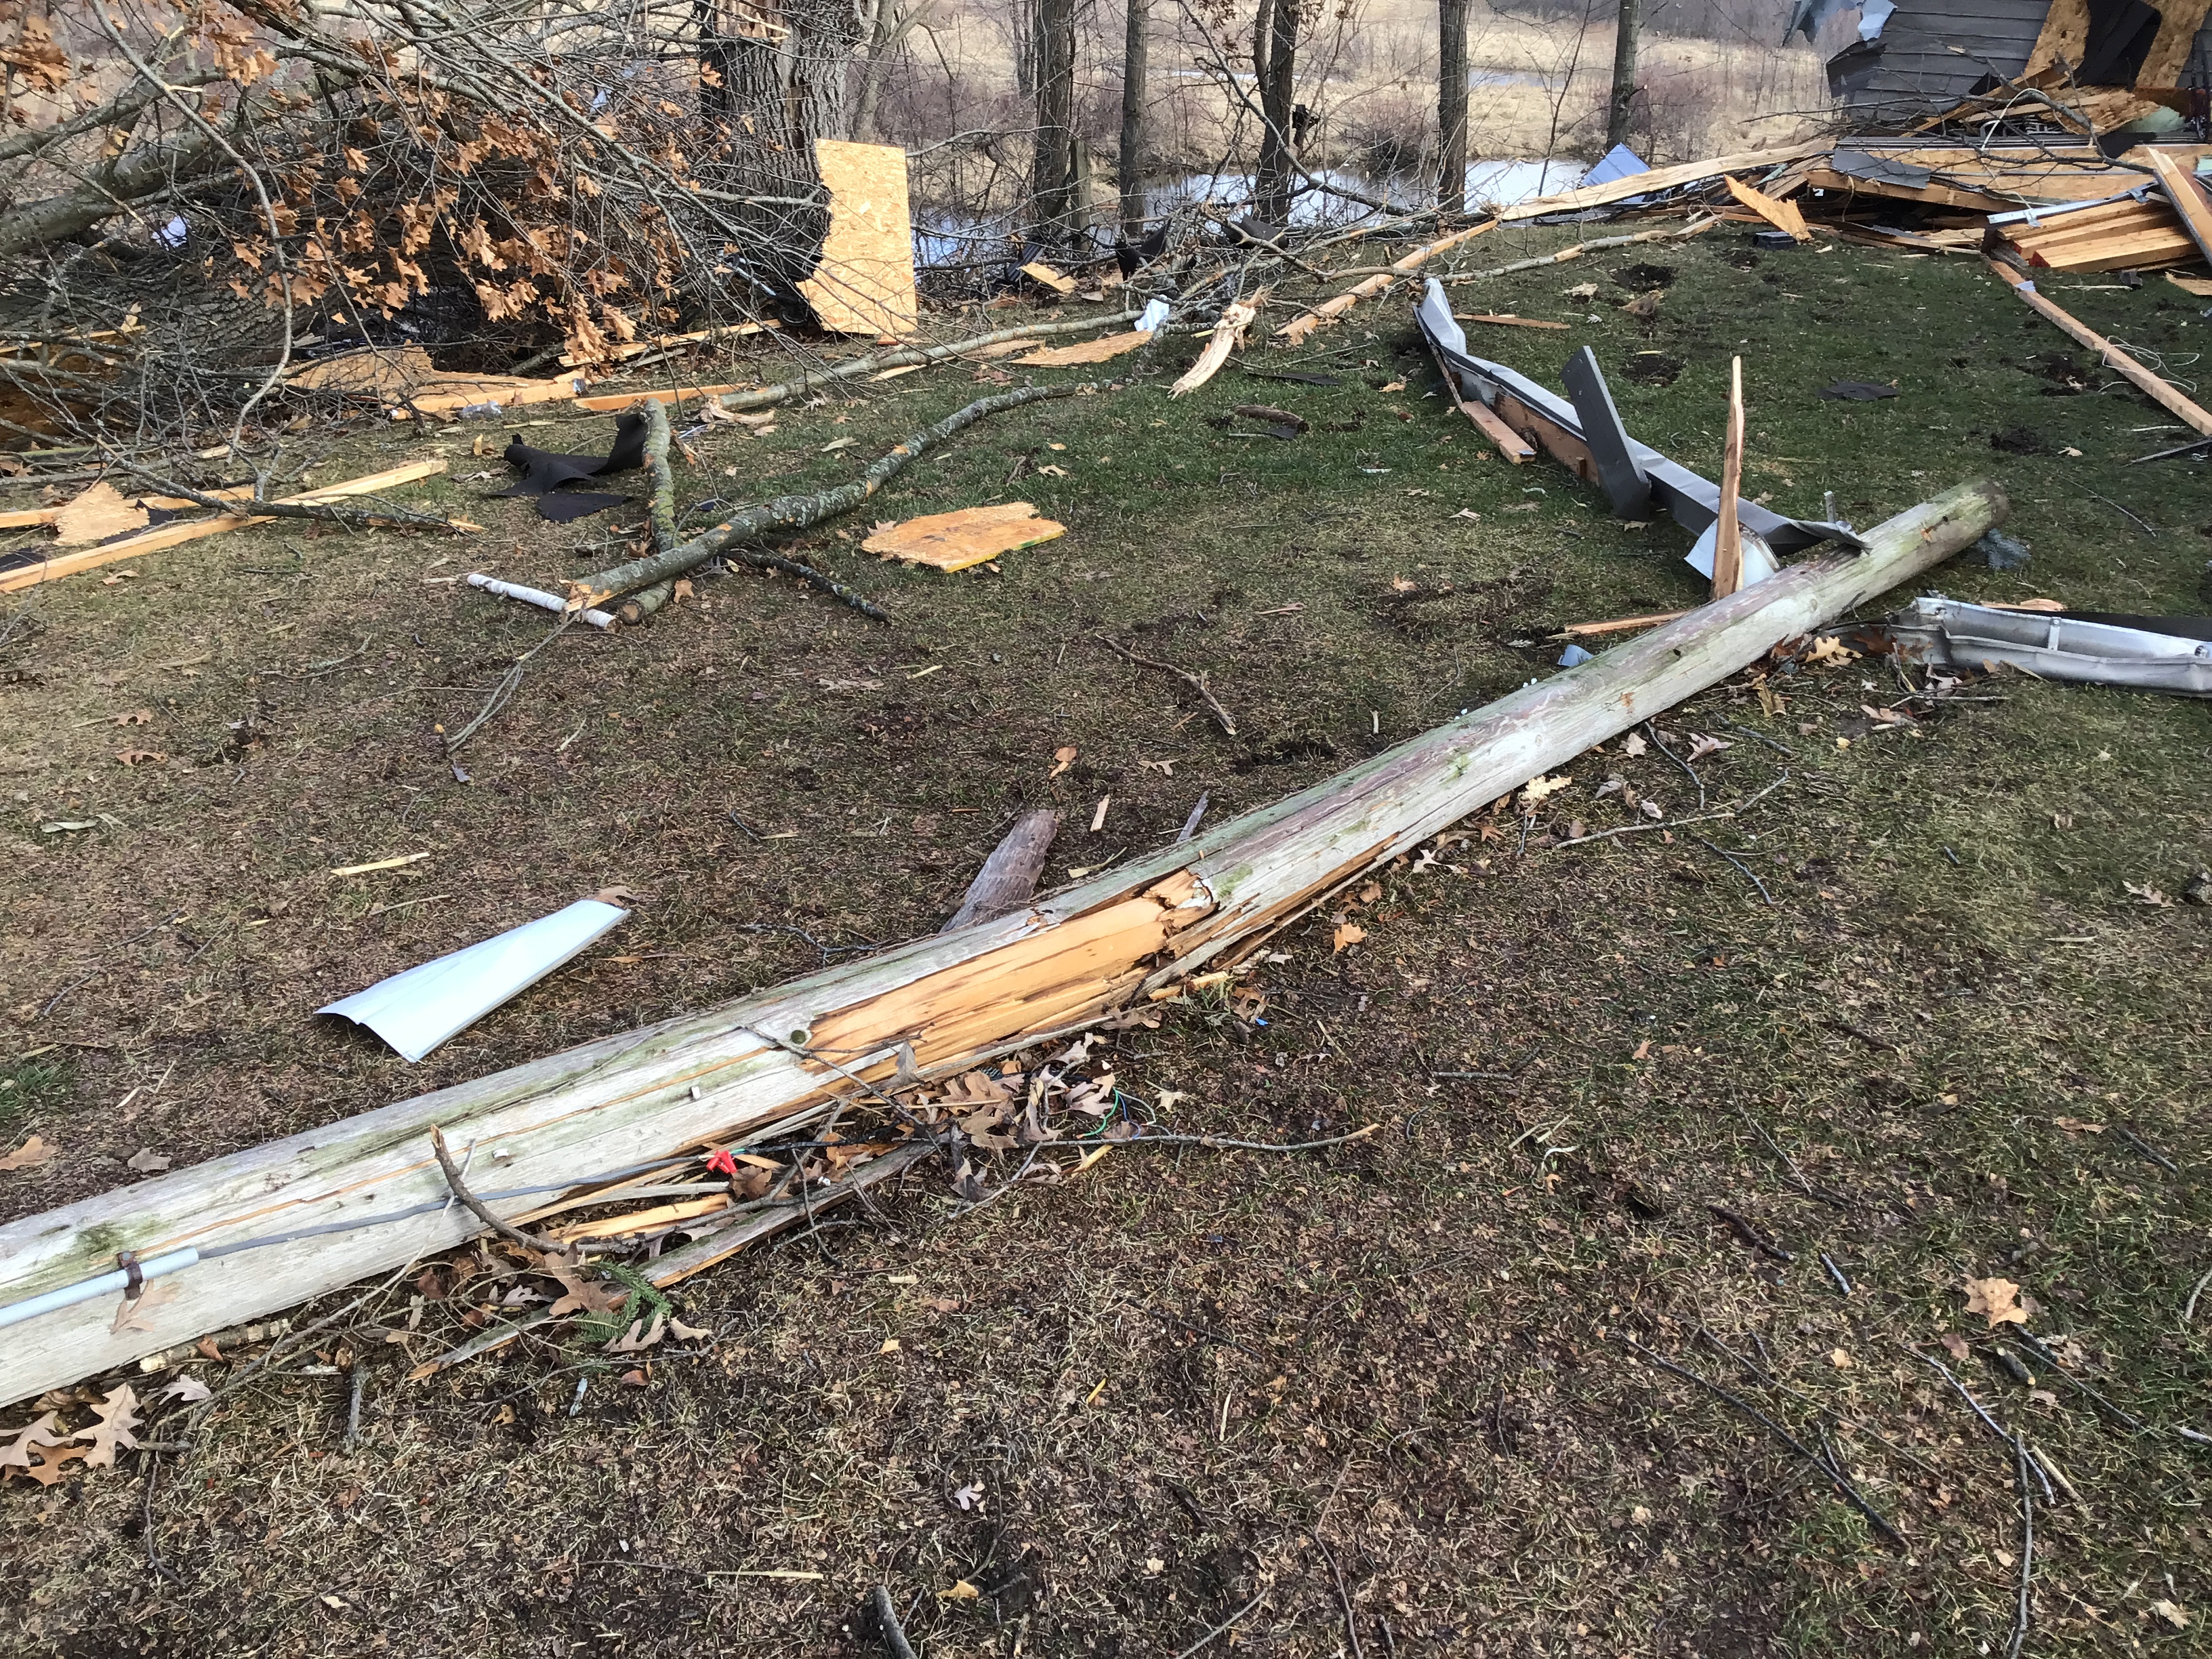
[1791,0,2212,123]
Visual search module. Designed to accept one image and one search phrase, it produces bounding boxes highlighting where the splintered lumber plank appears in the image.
[1422,327,1532,462]
[1799,167,2013,214]
[573,382,758,415]
[0,477,2006,1406]
[1986,258,2212,436]
[1712,357,1746,600]
[0,459,452,593]
[392,375,590,417]
[1725,176,1811,243]
[2141,147,2212,267]
[0,506,58,529]
[1499,139,1829,222]
[1173,300,1259,395]
[1456,313,1570,330]
[2024,0,2091,77]
[1561,609,1691,638]
[942,810,1063,931]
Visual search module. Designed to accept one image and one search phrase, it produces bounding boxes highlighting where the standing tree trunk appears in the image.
[1254,0,1300,225]
[1438,0,1469,213]
[1119,0,1149,237]
[1030,0,1078,248]
[697,0,860,287]
[1606,0,1641,152]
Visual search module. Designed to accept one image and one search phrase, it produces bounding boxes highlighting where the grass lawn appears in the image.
[3,220,2209,1657]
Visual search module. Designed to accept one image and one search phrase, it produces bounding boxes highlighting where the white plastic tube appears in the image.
[466,572,617,630]
[0,1247,200,1331]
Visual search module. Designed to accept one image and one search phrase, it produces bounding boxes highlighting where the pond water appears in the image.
[914,155,1589,267]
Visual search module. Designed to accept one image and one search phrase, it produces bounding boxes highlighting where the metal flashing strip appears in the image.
[319,899,632,1062]
[1415,281,1862,555]
[1986,186,2160,229]
[1882,596,2212,697]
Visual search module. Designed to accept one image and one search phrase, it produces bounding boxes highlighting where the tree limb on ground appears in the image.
[568,384,1080,610]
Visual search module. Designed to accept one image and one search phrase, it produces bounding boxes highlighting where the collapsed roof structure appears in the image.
[1791,0,2212,133]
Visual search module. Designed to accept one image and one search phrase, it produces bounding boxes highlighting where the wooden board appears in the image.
[0,459,451,593]
[2141,147,2212,268]
[2023,0,2091,79]
[1993,195,2198,272]
[1800,166,2015,214]
[0,476,2007,1408]
[861,502,1067,571]
[798,140,919,337]
[52,481,147,546]
[1725,175,1811,243]
[287,344,437,395]
[1456,313,1570,330]
[0,506,58,529]
[1499,140,1830,223]
[1988,258,2212,434]
[1020,261,1078,295]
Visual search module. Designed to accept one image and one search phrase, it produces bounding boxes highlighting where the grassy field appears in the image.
[3,221,2210,1656]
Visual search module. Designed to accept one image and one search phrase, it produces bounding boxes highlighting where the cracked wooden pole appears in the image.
[0,479,2004,1406]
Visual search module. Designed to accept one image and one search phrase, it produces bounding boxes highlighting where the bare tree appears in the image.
[1030,0,1078,246]
[853,0,940,141]
[1253,0,1301,224]
[1438,0,1469,213]
[1120,0,1149,237]
[1606,0,1642,152]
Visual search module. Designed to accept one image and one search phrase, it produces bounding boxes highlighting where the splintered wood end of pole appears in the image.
[1713,356,1745,600]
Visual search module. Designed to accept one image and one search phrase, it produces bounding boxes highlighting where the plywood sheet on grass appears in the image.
[798,140,918,337]
[863,503,1065,571]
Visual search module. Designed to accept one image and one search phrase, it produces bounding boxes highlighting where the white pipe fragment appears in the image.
[0,1248,200,1332]
[319,899,630,1062]
[466,571,617,630]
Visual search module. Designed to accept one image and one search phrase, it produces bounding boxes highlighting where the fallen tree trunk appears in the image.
[0,478,2003,1406]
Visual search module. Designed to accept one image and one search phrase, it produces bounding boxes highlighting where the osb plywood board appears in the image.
[862,503,1065,572]
[2141,0,2212,86]
[53,481,148,547]
[288,345,436,395]
[799,140,918,337]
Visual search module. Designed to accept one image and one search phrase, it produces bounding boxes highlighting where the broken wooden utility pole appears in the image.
[1606,0,1641,151]
[0,478,2005,1406]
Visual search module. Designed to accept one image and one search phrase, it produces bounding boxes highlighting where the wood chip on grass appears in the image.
[1013,330,1154,367]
